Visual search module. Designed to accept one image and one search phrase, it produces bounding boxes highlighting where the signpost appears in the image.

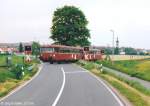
[6,55,12,67]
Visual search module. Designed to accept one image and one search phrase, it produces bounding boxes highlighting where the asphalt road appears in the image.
[0,63,124,106]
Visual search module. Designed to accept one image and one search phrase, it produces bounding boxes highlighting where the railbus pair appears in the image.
[39,45,103,64]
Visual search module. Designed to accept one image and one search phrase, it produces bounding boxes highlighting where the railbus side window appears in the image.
[40,47,54,52]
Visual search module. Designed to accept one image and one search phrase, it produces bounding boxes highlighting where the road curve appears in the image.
[0,63,124,106]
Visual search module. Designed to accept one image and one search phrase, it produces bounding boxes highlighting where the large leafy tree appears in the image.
[51,6,91,46]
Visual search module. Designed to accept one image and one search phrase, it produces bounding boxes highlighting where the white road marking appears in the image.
[52,67,66,106]
[0,63,43,102]
[88,72,124,106]
[65,71,88,74]
[74,64,124,106]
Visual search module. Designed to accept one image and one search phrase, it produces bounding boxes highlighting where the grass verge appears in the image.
[77,60,150,106]
[0,60,40,98]
[96,59,150,81]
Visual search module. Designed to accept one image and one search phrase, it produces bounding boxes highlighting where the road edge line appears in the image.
[73,64,124,106]
[0,63,43,102]
[52,67,66,106]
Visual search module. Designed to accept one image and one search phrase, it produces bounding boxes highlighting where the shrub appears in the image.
[11,64,24,80]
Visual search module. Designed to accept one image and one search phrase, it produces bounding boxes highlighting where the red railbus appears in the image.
[40,45,82,63]
[39,45,103,63]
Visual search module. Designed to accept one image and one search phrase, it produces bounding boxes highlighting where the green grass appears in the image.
[102,70,150,96]
[0,55,40,98]
[0,55,7,66]
[0,64,39,98]
[105,77,149,106]
[97,59,150,81]
[0,68,15,82]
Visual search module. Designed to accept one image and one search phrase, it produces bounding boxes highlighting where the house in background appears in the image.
[0,47,18,54]
[0,42,32,55]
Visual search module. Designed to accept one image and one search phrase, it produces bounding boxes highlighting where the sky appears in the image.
[0,0,150,49]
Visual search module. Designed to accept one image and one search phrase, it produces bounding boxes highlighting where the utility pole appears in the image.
[110,29,115,61]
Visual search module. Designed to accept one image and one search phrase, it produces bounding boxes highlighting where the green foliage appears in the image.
[51,5,91,46]
[32,42,40,56]
[11,64,24,79]
[104,48,112,55]
[124,47,137,55]
[114,47,119,54]
[19,42,23,52]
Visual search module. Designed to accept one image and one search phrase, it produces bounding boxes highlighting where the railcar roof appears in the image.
[41,45,82,50]
[89,48,101,52]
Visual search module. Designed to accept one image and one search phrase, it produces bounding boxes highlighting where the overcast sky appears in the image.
[1,0,150,49]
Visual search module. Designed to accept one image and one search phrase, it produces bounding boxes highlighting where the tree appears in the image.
[51,6,91,46]
[114,47,119,55]
[31,42,40,57]
[124,47,137,55]
[19,42,23,53]
[104,48,112,55]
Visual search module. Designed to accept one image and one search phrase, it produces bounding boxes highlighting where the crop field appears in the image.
[98,59,150,81]
[0,55,24,66]
[102,55,150,61]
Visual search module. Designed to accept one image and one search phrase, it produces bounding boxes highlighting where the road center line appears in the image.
[52,67,66,106]
[65,71,88,74]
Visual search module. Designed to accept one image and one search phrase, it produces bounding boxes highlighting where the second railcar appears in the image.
[83,47,102,61]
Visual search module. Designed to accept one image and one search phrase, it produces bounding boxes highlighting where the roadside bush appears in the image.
[11,64,24,80]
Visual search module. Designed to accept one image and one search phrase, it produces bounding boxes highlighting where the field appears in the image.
[103,55,150,61]
[97,59,150,81]
[0,55,24,66]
